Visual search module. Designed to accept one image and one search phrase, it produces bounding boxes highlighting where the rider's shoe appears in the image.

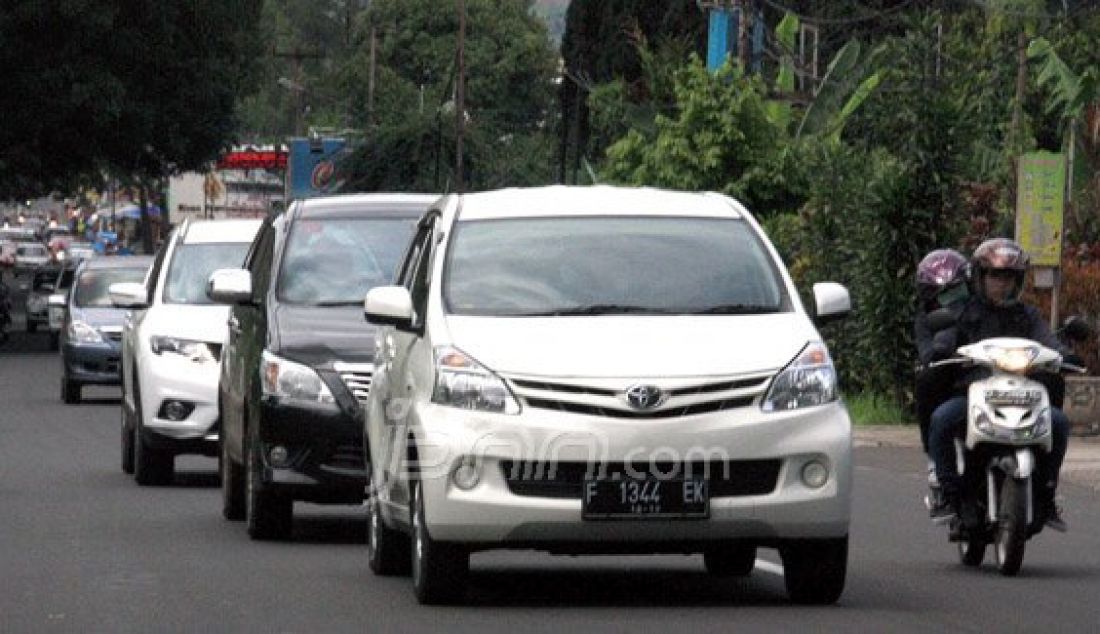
[1042,502,1068,533]
[929,490,958,525]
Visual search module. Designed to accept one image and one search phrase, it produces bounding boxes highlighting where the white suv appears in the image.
[363,185,854,605]
[113,218,261,485]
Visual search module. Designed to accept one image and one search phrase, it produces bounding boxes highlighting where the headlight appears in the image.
[432,346,520,414]
[761,342,838,412]
[68,320,103,344]
[150,336,215,363]
[260,350,334,405]
[985,344,1038,374]
[973,406,996,436]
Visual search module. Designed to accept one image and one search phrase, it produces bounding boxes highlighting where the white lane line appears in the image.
[754,559,784,577]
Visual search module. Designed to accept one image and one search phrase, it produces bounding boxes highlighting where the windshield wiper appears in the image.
[692,304,780,315]
[312,300,363,307]
[516,304,677,317]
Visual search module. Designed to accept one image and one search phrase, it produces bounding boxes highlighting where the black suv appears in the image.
[211,193,435,540]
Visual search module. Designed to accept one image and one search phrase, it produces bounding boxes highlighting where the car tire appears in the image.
[367,467,411,576]
[703,542,756,577]
[121,403,135,475]
[221,431,245,522]
[245,428,292,540]
[132,377,174,486]
[61,375,81,404]
[410,479,468,605]
[780,536,848,605]
[49,332,59,351]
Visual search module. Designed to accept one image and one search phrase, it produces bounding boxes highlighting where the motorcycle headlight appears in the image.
[432,346,520,414]
[68,320,103,344]
[985,344,1039,374]
[761,342,838,412]
[150,336,214,363]
[973,406,996,436]
[1030,407,1052,439]
[260,350,334,405]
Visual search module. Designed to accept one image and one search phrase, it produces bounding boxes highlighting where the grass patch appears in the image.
[844,392,914,426]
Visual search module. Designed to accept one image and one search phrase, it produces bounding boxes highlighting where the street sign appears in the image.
[1015,151,1065,267]
[287,138,348,201]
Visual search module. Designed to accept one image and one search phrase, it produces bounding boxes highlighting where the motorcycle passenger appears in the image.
[926,238,1070,532]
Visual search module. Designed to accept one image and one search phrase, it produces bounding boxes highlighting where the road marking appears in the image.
[754,559,784,577]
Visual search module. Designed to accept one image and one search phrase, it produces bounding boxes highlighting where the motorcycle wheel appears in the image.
[994,477,1028,576]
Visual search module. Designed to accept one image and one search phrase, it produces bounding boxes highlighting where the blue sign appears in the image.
[287,137,349,201]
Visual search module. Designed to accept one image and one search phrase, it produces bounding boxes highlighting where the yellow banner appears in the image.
[1015,152,1065,267]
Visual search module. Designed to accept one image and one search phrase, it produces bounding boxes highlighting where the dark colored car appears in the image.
[212,193,436,540]
[25,264,74,334]
[60,256,153,403]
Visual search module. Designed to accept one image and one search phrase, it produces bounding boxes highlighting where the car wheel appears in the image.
[49,332,59,351]
[61,375,81,404]
[245,428,292,540]
[132,376,174,486]
[780,536,848,605]
[220,429,245,522]
[410,479,468,605]
[367,467,411,576]
[121,403,135,475]
[703,541,756,577]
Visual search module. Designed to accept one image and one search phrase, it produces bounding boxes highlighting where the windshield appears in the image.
[164,243,250,304]
[277,217,417,305]
[444,217,788,316]
[74,267,147,307]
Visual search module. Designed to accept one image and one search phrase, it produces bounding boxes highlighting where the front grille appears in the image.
[334,362,373,405]
[508,374,771,420]
[499,460,781,499]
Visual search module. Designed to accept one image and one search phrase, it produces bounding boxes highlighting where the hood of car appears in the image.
[142,304,230,344]
[273,304,377,367]
[442,314,819,378]
[70,306,127,330]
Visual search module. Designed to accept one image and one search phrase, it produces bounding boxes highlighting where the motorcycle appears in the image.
[926,318,1088,576]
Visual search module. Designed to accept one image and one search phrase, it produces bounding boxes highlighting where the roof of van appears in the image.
[454,185,745,221]
[182,219,262,244]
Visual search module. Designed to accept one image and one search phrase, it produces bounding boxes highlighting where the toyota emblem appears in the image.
[625,384,665,410]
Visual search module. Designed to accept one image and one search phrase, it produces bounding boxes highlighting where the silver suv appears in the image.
[363,185,853,605]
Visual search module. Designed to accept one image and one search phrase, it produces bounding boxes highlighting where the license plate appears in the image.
[984,389,1042,406]
[582,476,709,520]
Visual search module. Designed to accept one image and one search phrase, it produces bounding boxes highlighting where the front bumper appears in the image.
[140,352,220,454]
[256,397,366,504]
[396,400,852,546]
[63,341,122,385]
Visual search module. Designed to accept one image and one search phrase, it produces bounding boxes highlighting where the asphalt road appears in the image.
[2,296,1099,632]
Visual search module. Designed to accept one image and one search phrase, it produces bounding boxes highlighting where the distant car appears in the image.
[24,265,74,334]
[210,193,434,540]
[59,256,154,404]
[65,241,96,263]
[14,243,49,273]
[116,218,262,485]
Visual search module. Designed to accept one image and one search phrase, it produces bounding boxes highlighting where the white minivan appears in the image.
[363,185,853,605]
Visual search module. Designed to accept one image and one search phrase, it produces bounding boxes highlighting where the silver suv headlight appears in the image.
[68,320,104,344]
[432,346,520,414]
[260,350,335,405]
[761,342,839,412]
[150,336,215,363]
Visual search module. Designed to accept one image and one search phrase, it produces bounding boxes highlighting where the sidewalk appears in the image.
[855,425,1100,492]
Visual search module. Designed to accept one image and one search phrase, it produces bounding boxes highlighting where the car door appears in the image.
[223,219,275,463]
[383,215,439,508]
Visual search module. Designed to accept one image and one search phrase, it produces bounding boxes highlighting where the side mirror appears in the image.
[1060,316,1093,343]
[47,293,67,308]
[812,282,851,325]
[365,286,414,328]
[109,282,149,309]
[207,268,253,305]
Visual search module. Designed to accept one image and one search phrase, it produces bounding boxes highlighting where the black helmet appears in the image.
[971,238,1028,306]
[916,249,969,309]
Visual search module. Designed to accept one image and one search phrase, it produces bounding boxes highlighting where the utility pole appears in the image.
[455,0,467,194]
[273,46,325,136]
[737,0,751,70]
[368,27,377,129]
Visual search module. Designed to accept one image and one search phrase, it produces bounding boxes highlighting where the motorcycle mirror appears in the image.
[926,307,957,333]
[1060,316,1093,343]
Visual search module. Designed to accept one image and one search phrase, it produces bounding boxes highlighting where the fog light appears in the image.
[159,400,193,421]
[268,445,289,467]
[801,460,829,489]
[452,462,480,490]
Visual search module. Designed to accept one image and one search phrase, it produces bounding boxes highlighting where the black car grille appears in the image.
[321,444,365,471]
[499,459,781,499]
[523,395,756,419]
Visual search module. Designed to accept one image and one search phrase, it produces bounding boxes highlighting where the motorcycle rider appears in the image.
[927,238,1070,532]
[914,249,970,505]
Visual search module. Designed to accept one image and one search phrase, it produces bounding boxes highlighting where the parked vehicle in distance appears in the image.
[363,186,853,605]
[24,265,73,333]
[115,218,262,484]
[210,193,435,540]
[15,242,49,274]
[59,256,154,403]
